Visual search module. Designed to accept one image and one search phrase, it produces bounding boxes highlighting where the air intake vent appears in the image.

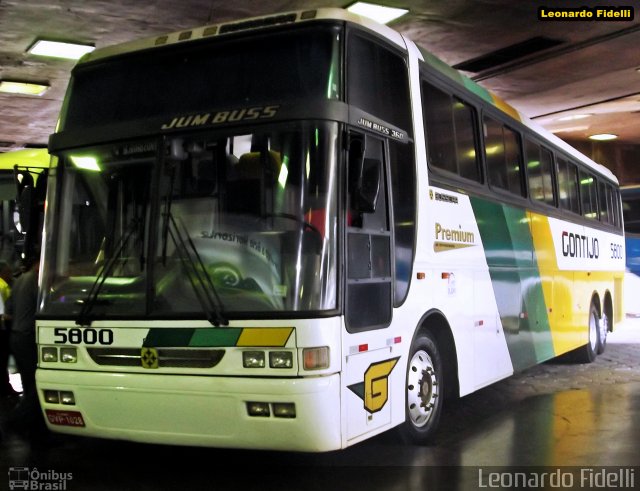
[88,348,225,368]
[453,36,564,73]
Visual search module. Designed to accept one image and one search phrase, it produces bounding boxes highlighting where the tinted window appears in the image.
[389,140,416,305]
[525,139,555,206]
[579,169,598,219]
[557,158,579,214]
[422,82,480,182]
[64,26,342,130]
[348,33,412,133]
[484,117,523,196]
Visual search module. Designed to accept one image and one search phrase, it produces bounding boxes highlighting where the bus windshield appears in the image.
[41,121,339,320]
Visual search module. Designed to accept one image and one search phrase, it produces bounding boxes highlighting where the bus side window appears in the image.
[599,180,610,224]
[579,169,597,220]
[525,139,555,206]
[484,116,524,197]
[557,158,580,214]
[422,81,480,182]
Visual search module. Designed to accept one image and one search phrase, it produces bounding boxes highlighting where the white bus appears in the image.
[36,8,624,452]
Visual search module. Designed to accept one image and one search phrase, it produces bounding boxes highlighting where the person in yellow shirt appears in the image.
[0,260,18,396]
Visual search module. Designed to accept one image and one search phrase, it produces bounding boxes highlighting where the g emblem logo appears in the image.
[348,357,400,413]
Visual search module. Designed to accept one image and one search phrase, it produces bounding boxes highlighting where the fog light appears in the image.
[243,351,265,368]
[273,403,296,418]
[246,401,270,417]
[269,351,293,369]
[60,391,76,405]
[42,347,58,362]
[60,347,77,363]
[303,346,330,370]
[44,390,60,404]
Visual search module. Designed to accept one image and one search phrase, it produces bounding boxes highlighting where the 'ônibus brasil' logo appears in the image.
[348,357,399,413]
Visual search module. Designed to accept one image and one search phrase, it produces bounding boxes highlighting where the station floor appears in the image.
[1,318,639,491]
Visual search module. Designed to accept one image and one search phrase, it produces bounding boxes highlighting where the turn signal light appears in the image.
[303,347,329,370]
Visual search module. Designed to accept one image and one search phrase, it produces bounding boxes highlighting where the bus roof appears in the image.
[80,8,406,64]
[0,148,50,171]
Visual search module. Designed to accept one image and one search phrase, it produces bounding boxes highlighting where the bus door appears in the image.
[343,132,396,441]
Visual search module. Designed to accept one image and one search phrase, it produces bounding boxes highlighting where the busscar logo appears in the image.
[348,357,399,413]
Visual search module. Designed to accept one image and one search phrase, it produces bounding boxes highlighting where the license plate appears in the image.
[45,409,86,427]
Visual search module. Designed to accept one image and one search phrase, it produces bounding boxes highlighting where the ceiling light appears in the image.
[557,114,591,122]
[346,2,409,24]
[27,39,95,60]
[589,133,618,141]
[0,80,49,96]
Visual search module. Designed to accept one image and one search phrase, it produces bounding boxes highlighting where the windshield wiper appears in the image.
[165,211,229,327]
[76,219,140,326]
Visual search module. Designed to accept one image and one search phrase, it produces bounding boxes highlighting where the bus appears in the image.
[36,8,625,452]
[0,148,49,264]
[621,186,640,315]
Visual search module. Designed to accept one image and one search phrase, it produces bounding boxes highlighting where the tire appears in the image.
[597,305,609,355]
[397,331,444,444]
[574,303,600,363]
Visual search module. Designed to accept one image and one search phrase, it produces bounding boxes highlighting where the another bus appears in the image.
[621,186,640,315]
[0,148,49,263]
[36,8,625,451]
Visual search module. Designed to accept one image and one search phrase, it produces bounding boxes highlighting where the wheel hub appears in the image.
[407,350,439,427]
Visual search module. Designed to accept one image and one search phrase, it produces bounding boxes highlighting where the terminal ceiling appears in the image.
[0,0,638,178]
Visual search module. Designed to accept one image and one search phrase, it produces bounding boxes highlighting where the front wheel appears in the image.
[398,331,444,444]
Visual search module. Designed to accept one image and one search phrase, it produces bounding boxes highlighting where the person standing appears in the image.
[0,260,18,397]
[6,258,39,395]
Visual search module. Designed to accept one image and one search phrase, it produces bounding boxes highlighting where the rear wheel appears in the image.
[398,331,443,444]
[574,303,600,363]
[597,306,609,355]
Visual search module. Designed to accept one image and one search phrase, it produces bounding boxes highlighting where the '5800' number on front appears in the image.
[54,327,114,345]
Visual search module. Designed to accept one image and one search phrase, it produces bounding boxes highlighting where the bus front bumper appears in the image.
[36,369,343,452]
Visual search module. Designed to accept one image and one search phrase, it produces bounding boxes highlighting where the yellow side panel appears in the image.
[529,213,583,355]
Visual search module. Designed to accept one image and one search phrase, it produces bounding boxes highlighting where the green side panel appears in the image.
[144,328,195,347]
[144,328,243,347]
[462,78,493,105]
[189,328,242,347]
[471,198,555,371]
[423,51,465,85]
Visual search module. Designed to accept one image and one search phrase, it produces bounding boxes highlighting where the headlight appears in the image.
[242,351,265,368]
[41,347,58,362]
[269,351,293,369]
[60,347,78,363]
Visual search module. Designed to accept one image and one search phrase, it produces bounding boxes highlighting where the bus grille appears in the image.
[87,348,225,368]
